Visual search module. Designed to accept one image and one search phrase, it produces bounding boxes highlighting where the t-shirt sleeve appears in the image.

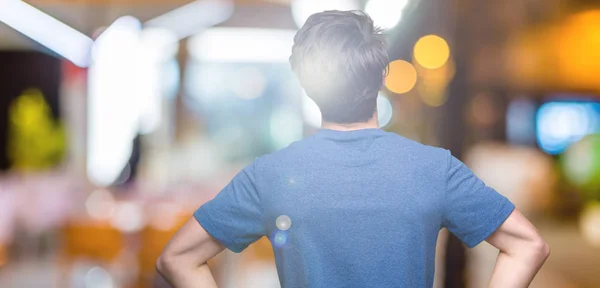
[194,160,266,253]
[442,152,515,248]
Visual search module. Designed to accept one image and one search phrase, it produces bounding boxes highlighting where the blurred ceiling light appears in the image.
[365,0,407,30]
[88,16,142,187]
[92,16,142,61]
[377,94,393,127]
[302,93,322,128]
[136,28,177,135]
[230,67,267,99]
[188,28,296,63]
[0,0,93,67]
[138,27,179,62]
[413,35,450,69]
[536,102,600,155]
[89,17,178,187]
[291,0,360,28]
[385,59,417,94]
[145,0,233,40]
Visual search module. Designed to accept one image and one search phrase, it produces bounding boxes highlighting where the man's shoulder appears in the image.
[384,132,449,159]
[256,131,449,165]
[255,137,313,165]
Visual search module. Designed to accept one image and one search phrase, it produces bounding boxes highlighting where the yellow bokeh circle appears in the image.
[384,60,418,94]
[413,35,450,69]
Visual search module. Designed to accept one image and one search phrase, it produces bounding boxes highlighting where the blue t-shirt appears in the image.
[194,128,514,287]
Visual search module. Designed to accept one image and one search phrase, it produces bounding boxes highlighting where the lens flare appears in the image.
[272,230,288,248]
[276,215,292,231]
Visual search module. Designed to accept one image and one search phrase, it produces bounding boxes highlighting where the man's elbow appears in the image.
[156,253,176,277]
[502,232,550,264]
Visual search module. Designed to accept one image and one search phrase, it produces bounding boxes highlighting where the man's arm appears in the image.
[485,209,550,288]
[156,217,225,288]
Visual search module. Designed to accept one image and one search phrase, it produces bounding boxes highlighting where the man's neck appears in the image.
[321,114,379,131]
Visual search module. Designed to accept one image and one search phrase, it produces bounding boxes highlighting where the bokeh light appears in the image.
[109,202,145,233]
[377,94,393,127]
[88,16,143,187]
[580,202,600,247]
[230,67,267,100]
[562,134,600,193]
[536,102,600,155]
[84,266,114,288]
[290,0,360,28]
[272,230,288,248]
[85,189,116,220]
[384,60,417,94]
[148,202,183,231]
[364,0,407,30]
[413,35,450,69]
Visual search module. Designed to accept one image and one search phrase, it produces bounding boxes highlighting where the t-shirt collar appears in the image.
[313,128,387,141]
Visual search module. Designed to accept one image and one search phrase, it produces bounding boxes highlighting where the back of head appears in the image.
[290,10,388,124]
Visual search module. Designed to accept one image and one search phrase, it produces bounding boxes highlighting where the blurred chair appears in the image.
[61,221,124,263]
[59,220,125,287]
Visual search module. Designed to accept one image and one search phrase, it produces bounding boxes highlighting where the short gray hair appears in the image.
[290,10,388,123]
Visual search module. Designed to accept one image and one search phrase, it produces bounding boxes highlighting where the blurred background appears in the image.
[0,0,599,287]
